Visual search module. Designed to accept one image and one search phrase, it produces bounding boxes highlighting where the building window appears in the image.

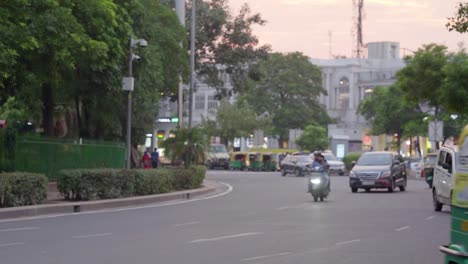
[207,95,219,109]
[338,77,350,109]
[195,95,205,110]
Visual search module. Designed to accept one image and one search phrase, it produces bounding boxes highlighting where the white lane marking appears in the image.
[0,182,233,223]
[0,227,39,232]
[188,232,263,244]
[276,206,290,210]
[425,215,435,220]
[335,239,361,246]
[0,242,25,248]
[72,233,112,239]
[242,252,292,261]
[174,221,200,227]
[395,226,411,232]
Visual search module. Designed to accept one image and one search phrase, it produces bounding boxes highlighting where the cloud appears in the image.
[366,0,428,8]
[280,0,338,6]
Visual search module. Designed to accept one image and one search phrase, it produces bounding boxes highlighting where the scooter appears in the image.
[307,166,330,202]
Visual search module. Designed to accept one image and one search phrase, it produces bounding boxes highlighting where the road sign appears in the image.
[122,77,134,91]
[428,121,444,142]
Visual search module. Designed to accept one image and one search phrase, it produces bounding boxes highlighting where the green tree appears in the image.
[160,127,207,168]
[358,86,421,151]
[201,99,264,147]
[295,124,328,151]
[396,44,449,118]
[447,2,468,33]
[244,52,329,147]
[185,0,270,96]
[441,50,468,114]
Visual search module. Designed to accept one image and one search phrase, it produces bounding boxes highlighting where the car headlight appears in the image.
[350,171,357,178]
[380,170,391,178]
[310,178,321,184]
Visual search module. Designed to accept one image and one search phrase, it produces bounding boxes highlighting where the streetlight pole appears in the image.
[125,37,134,170]
[125,37,147,169]
[189,0,196,128]
[175,0,185,128]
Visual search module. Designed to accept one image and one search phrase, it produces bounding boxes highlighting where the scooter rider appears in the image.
[312,151,330,191]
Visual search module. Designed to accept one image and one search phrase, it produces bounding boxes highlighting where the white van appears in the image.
[433,145,459,211]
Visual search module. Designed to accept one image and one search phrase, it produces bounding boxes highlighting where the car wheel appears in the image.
[433,189,443,212]
[388,179,395,193]
[351,187,358,193]
[281,169,286,177]
[365,188,371,192]
[295,169,301,177]
[399,178,407,192]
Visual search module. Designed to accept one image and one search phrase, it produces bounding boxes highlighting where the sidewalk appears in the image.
[0,180,221,220]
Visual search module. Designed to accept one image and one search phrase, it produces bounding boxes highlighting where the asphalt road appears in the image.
[0,171,451,264]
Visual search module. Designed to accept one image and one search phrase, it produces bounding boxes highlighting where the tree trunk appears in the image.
[416,136,422,157]
[41,82,54,137]
[75,96,82,137]
[409,136,413,157]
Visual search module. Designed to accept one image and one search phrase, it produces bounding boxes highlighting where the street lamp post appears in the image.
[124,36,148,169]
[188,0,196,128]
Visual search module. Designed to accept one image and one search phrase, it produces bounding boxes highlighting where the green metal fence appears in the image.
[14,137,125,179]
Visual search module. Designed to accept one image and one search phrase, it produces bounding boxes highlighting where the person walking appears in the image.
[151,148,159,168]
[142,150,152,169]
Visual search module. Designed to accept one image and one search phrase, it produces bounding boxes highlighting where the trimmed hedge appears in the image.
[343,152,363,171]
[57,166,206,201]
[0,172,47,208]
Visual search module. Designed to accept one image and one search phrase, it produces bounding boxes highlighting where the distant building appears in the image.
[311,41,405,155]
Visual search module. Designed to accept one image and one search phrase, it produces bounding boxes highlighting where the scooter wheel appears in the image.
[313,196,318,202]
[320,196,324,202]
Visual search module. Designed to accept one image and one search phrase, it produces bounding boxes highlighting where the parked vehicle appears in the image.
[261,153,279,171]
[433,144,459,212]
[229,152,248,170]
[280,155,314,177]
[440,126,468,263]
[349,151,407,193]
[421,153,438,188]
[205,144,230,170]
[307,165,330,202]
[321,152,345,176]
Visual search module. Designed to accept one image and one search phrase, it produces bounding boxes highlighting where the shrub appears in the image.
[57,166,206,201]
[343,152,362,171]
[0,172,47,208]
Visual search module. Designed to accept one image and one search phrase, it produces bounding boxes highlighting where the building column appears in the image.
[349,72,355,109]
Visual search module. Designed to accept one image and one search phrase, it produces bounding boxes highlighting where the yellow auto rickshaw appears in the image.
[261,152,278,171]
[229,152,249,171]
[440,125,468,264]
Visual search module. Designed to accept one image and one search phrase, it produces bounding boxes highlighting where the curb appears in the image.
[0,180,220,220]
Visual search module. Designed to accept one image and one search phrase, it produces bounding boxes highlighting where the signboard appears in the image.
[428,121,444,142]
[122,77,134,91]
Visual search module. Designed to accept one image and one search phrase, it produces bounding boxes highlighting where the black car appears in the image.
[349,151,407,193]
[280,155,313,177]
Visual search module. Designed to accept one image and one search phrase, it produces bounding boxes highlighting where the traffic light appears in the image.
[157,130,165,139]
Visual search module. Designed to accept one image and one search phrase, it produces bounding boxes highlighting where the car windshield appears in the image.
[357,153,393,166]
[424,155,437,165]
[210,145,227,153]
[323,154,338,161]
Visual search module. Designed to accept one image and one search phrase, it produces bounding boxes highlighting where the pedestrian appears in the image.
[142,150,151,169]
[151,148,159,168]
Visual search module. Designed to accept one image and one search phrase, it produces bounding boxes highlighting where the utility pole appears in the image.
[175,0,185,128]
[188,0,196,128]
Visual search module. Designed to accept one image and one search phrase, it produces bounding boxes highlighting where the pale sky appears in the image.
[229,0,468,59]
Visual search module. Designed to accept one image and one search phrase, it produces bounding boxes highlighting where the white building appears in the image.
[311,42,405,155]
[155,42,406,154]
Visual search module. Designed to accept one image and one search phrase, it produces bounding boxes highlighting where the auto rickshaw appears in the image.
[261,152,278,171]
[229,152,248,171]
[440,125,468,264]
[248,152,263,171]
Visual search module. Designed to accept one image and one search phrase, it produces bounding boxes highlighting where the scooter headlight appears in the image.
[310,178,321,185]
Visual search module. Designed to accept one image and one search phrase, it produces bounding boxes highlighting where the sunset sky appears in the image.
[229,0,468,59]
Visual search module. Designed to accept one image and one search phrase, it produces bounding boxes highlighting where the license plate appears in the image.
[362,181,374,186]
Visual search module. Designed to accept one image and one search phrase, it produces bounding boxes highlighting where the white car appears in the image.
[432,145,459,211]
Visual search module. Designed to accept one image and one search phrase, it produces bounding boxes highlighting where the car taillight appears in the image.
[421,169,425,178]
